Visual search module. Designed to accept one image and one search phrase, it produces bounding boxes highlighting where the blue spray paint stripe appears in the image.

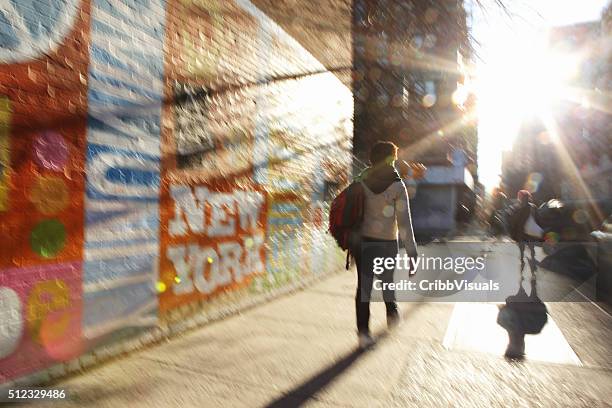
[89,89,156,108]
[271,203,301,212]
[0,12,18,48]
[89,71,163,100]
[85,208,159,229]
[85,144,160,201]
[85,237,158,250]
[6,0,63,38]
[90,44,131,72]
[88,117,161,145]
[83,0,166,331]
[91,19,164,52]
[269,218,304,226]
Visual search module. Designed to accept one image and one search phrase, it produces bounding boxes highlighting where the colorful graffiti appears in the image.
[159,184,267,310]
[81,0,166,341]
[0,0,90,381]
[258,193,303,288]
[0,263,83,382]
[0,0,82,63]
[0,0,351,383]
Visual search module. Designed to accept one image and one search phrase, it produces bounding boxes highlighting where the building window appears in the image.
[414,79,437,107]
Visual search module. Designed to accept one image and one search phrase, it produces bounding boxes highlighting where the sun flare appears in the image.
[474,30,583,191]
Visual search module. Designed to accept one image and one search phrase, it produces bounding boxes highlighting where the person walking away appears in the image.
[488,189,508,237]
[508,190,542,270]
[353,141,418,349]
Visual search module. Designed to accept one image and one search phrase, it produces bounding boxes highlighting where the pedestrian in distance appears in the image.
[508,190,543,272]
[488,189,508,238]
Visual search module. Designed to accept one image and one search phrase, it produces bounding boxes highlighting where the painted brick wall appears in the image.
[0,0,352,384]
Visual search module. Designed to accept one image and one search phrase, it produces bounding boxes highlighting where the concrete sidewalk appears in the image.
[18,270,612,407]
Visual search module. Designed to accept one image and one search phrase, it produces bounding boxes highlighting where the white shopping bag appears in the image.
[524,214,544,238]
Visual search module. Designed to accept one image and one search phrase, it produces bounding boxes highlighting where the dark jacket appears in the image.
[508,202,538,241]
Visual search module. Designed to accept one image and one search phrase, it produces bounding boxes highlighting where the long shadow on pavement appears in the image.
[264,331,390,408]
[264,299,428,407]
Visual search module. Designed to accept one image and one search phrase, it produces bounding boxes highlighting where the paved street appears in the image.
[16,239,612,407]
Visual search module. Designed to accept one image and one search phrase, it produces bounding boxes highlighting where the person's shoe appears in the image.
[387,311,401,330]
[358,332,375,349]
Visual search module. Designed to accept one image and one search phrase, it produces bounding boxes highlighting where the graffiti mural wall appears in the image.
[0,0,351,384]
[82,0,166,343]
[0,0,91,382]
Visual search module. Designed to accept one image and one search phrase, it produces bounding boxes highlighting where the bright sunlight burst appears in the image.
[474,31,582,190]
[471,0,607,192]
